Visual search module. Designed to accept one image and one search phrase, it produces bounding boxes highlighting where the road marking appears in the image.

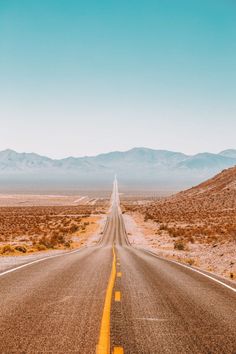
[113,347,124,354]
[115,291,121,302]
[136,317,168,322]
[97,245,117,354]
[143,249,236,294]
[117,272,122,278]
[0,248,82,278]
[171,259,236,293]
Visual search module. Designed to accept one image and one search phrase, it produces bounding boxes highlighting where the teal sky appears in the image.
[0,0,235,158]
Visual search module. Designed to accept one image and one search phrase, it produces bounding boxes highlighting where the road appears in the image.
[0,178,236,353]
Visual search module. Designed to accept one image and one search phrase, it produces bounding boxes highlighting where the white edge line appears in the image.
[0,247,83,278]
[142,248,236,294]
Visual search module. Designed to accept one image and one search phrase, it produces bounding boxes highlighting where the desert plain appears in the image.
[0,167,235,283]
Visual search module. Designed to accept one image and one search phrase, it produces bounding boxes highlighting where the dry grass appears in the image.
[0,205,105,255]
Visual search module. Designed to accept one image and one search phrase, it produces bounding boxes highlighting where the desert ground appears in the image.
[122,209,236,282]
[0,170,235,283]
[121,167,236,282]
[0,194,109,271]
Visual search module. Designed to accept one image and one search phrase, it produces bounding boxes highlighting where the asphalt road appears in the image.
[0,179,236,353]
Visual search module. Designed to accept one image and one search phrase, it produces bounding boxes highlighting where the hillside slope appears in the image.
[122,167,236,281]
[127,166,236,244]
[173,166,236,210]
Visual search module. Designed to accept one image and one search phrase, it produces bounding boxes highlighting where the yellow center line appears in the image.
[96,245,117,354]
[113,347,124,354]
[115,291,121,302]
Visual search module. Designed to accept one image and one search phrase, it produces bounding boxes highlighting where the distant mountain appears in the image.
[176,153,236,171]
[0,148,235,191]
[0,149,52,171]
[219,149,236,159]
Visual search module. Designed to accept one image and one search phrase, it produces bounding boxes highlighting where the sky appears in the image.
[0,0,236,158]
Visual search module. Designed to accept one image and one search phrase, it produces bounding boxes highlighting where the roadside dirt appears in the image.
[123,211,236,282]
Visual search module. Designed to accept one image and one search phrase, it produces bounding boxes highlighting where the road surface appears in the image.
[0,179,236,353]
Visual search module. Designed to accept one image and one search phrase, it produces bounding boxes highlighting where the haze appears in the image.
[0,0,236,158]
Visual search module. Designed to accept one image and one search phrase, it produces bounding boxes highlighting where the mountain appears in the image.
[176,153,236,171]
[0,149,53,171]
[0,148,235,191]
[176,165,236,209]
[219,149,236,159]
[143,165,236,216]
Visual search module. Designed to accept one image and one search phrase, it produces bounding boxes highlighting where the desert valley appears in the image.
[0,165,235,283]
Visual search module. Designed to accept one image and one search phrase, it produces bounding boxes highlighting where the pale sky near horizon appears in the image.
[0,0,236,158]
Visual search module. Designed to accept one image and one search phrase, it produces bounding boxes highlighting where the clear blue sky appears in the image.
[0,0,235,158]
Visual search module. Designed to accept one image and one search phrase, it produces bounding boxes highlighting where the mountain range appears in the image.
[0,148,236,191]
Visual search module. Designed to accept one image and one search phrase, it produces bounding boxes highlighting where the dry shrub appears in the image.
[174,240,185,250]
[36,244,47,251]
[1,245,15,254]
[38,232,69,249]
[230,272,236,279]
[159,224,168,231]
[185,258,195,266]
[0,205,97,253]
[69,223,79,233]
[14,245,27,253]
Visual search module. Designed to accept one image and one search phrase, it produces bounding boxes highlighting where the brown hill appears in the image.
[127,166,236,244]
[169,166,236,212]
[185,166,236,193]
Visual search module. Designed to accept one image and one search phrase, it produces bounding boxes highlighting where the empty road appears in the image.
[0,179,236,353]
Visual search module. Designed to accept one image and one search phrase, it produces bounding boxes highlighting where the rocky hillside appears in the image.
[125,167,236,244]
[172,166,236,210]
